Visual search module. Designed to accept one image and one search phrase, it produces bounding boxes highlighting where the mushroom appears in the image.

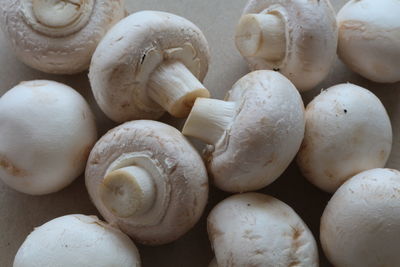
[208,193,319,267]
[14,214,141,266]
[89,10,211,122]
[337,0,400,83]
[0,0,124,74]
[297,83,392,193]
[235,0,338,91]
[85,120,208,245]
[320,168,400,267]
[182,70,305,193]
[0,80,97,195]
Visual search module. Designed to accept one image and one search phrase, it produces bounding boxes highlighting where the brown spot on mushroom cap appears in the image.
[0,155,28,177]
[208,221,224,239]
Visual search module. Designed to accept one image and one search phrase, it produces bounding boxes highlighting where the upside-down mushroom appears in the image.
[235,0,337,91]
[89,10,211,122]
[0,0,125,74]
[183,70,305,192]
[85,120,208,245]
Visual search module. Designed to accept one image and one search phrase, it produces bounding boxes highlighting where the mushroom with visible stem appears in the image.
[297,83,392,193]
[0,0,125,74]
[208,193,319,267]
[235,0,338,91]
[0,80,97,195]
[14,214,141,267]
[320,168,400,267]
[85,120,208,245]
[337,0,400,83]
[89,10,211,123]
[182,70,305,193]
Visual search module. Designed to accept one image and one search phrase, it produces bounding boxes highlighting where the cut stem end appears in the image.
[148,60,210,118]
[182,98,237,145]
[100,166,156,218]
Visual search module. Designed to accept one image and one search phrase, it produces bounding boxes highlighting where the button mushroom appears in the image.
[320,168,400,267]
[0,0,124,74]
[89,10,211,122]
[14,214,141,267]
[0,80,97,195]
[297,83,392,193]
[337,0,400,83]
[182,70,305,193]
[85,120,208,245]
[235,0,338,91]
[208,193,319,267]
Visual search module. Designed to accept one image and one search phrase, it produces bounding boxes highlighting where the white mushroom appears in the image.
[235,0,338,91]
[320,168,400,267]
[297,83,392,193]
[182,70,305,193]
[337,0,400,83]
[0,0,124,74]
[85,120,208,245]
[89,10,211,122]
[14,214,141,267]
[208,193,319,267]
[0,80,97,195]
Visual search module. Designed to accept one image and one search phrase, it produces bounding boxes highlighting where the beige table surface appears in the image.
[1,0,400,266]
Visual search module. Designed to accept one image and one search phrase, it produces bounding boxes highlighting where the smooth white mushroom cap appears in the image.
[206,71,305,193]
[89,10,210,122]
[0,0,124,74]
[208,193,319,267]
[236,0,337,91]
[85,120,208,245]
[14,214,141,267]
[320,168,400,267]
[297,83,392,193]
[0,80,97,195]
[337,0,400,83]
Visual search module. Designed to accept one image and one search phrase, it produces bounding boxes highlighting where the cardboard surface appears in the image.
[1,0,399,266]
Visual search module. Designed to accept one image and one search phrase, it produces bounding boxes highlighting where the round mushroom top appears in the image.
[206,70,305,193]
[337,0,400,83]
[297,83,392,193]
[320,168,400,267]
[0,80,97,195]
[85,120,208,245]
[89,10,210,123]
[14,214,141,267]
[208,193,319,267]
[239,0,337,91]
[0,0,124,74]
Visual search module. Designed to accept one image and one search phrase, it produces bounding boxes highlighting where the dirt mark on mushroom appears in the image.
[0,155,28,177]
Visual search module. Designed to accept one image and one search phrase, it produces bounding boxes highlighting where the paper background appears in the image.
[1,0,399,266]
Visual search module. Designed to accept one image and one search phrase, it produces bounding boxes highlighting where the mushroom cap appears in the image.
[320,168,400,267]
[337,0,400,83]
[297,83,392,193]
[239,0,337,91]
[0,80,97,195]
[85,120,208,245]
[207,70,305,193]
[208,193,319,267]
[0,0,124,74]
[14,214,141,267]
[89,10,210,123]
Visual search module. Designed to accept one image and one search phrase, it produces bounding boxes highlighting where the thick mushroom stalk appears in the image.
[182,98,237,145]
[236,13,286,61]
[100,166,156,218]
[22,0,95,37]
[148,60,210,118]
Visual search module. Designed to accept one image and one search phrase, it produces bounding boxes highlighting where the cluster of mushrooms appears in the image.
[0,0,400,266]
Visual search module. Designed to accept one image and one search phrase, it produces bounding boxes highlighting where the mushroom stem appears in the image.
[235,13,286,61]
[100,166,156,218]
[182,98,237,145]
[148,60,210,118]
